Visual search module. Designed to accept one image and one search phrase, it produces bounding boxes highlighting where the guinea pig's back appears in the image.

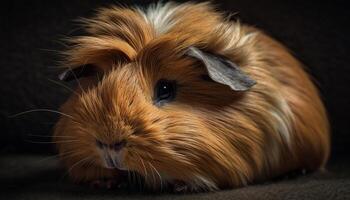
[252,29,330,171]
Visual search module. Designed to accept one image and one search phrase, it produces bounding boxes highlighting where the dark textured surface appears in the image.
[1,154,350,200]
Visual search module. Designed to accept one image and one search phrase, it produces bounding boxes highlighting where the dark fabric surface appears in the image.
[1,154,350,200]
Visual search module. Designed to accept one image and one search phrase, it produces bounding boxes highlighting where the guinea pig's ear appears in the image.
[58,64,98,82]
[186,47,256,91]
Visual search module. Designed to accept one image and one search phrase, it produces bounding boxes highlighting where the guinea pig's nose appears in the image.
[112,140,126,151]
[96,139,126,151]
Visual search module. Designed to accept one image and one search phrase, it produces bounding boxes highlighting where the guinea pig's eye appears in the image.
[154,79,176,106]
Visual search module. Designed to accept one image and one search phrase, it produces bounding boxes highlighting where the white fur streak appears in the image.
[137,2,180,35]
[270,97,293,148]
[216,22,258,52]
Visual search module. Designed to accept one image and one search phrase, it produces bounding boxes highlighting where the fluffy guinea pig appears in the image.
[54,1,330,191]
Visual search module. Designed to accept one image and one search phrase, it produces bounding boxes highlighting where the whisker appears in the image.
[58,151,91,166]
[3,150,85,177]
[68,156,91,171]
[33,149,83,164]
[26,134,75,138]
[38,48,62,53]
[78,129,98,140]
[9,109,74,119]
[147,162,156,189]
[134,151,148,180]
[81,158,95,172]
[149,162,163,191]
[67,120,98,140]
[146,152,155,160]
[138,158,147,190]
[23,139,80,144]
[67,66,85,94]
[61,156,92,181]
[47,78,79,96]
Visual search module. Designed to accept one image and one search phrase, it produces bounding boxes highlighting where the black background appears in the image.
[1,0,349,162]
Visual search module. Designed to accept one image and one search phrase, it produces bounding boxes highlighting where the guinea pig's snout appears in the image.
[96,139,128,170]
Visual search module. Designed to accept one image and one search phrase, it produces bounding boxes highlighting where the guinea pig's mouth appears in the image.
[98,148,128,170]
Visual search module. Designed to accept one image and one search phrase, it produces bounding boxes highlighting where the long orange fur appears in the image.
[54,2,330,191]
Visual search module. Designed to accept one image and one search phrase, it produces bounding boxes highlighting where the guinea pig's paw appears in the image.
[89,179,119,190]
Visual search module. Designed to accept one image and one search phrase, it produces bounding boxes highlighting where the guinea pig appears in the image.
[54,1,330,192]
